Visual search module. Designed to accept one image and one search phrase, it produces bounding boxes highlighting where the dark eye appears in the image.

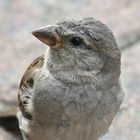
[70,37,83,46]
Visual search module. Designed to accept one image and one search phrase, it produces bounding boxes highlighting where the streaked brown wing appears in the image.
[18,55,45,120]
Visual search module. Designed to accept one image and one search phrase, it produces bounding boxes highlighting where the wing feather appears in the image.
[18,55,44,120]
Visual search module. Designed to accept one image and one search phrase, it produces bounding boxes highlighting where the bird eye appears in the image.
[70,37,83,46]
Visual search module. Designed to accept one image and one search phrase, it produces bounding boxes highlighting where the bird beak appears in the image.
[32,25,62,49]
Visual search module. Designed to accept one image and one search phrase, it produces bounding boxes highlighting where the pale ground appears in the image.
[0,0,140,139]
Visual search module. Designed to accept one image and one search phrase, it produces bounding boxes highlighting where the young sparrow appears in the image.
[17,17,124,140]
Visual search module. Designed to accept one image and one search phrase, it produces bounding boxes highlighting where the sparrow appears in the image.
[17,17,124,140]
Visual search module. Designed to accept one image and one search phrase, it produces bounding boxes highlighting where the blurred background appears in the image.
[0,0,140,140]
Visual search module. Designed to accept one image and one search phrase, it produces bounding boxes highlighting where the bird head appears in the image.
[32,17,121,84]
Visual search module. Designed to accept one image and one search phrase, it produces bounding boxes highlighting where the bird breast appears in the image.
[28,72,123,140]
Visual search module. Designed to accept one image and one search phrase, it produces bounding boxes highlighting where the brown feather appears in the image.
[18,55,45,119]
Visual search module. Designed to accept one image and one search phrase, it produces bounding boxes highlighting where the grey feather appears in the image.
[17,17,124,140]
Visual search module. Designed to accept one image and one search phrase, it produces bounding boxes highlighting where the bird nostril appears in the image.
[54,28,59,35]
